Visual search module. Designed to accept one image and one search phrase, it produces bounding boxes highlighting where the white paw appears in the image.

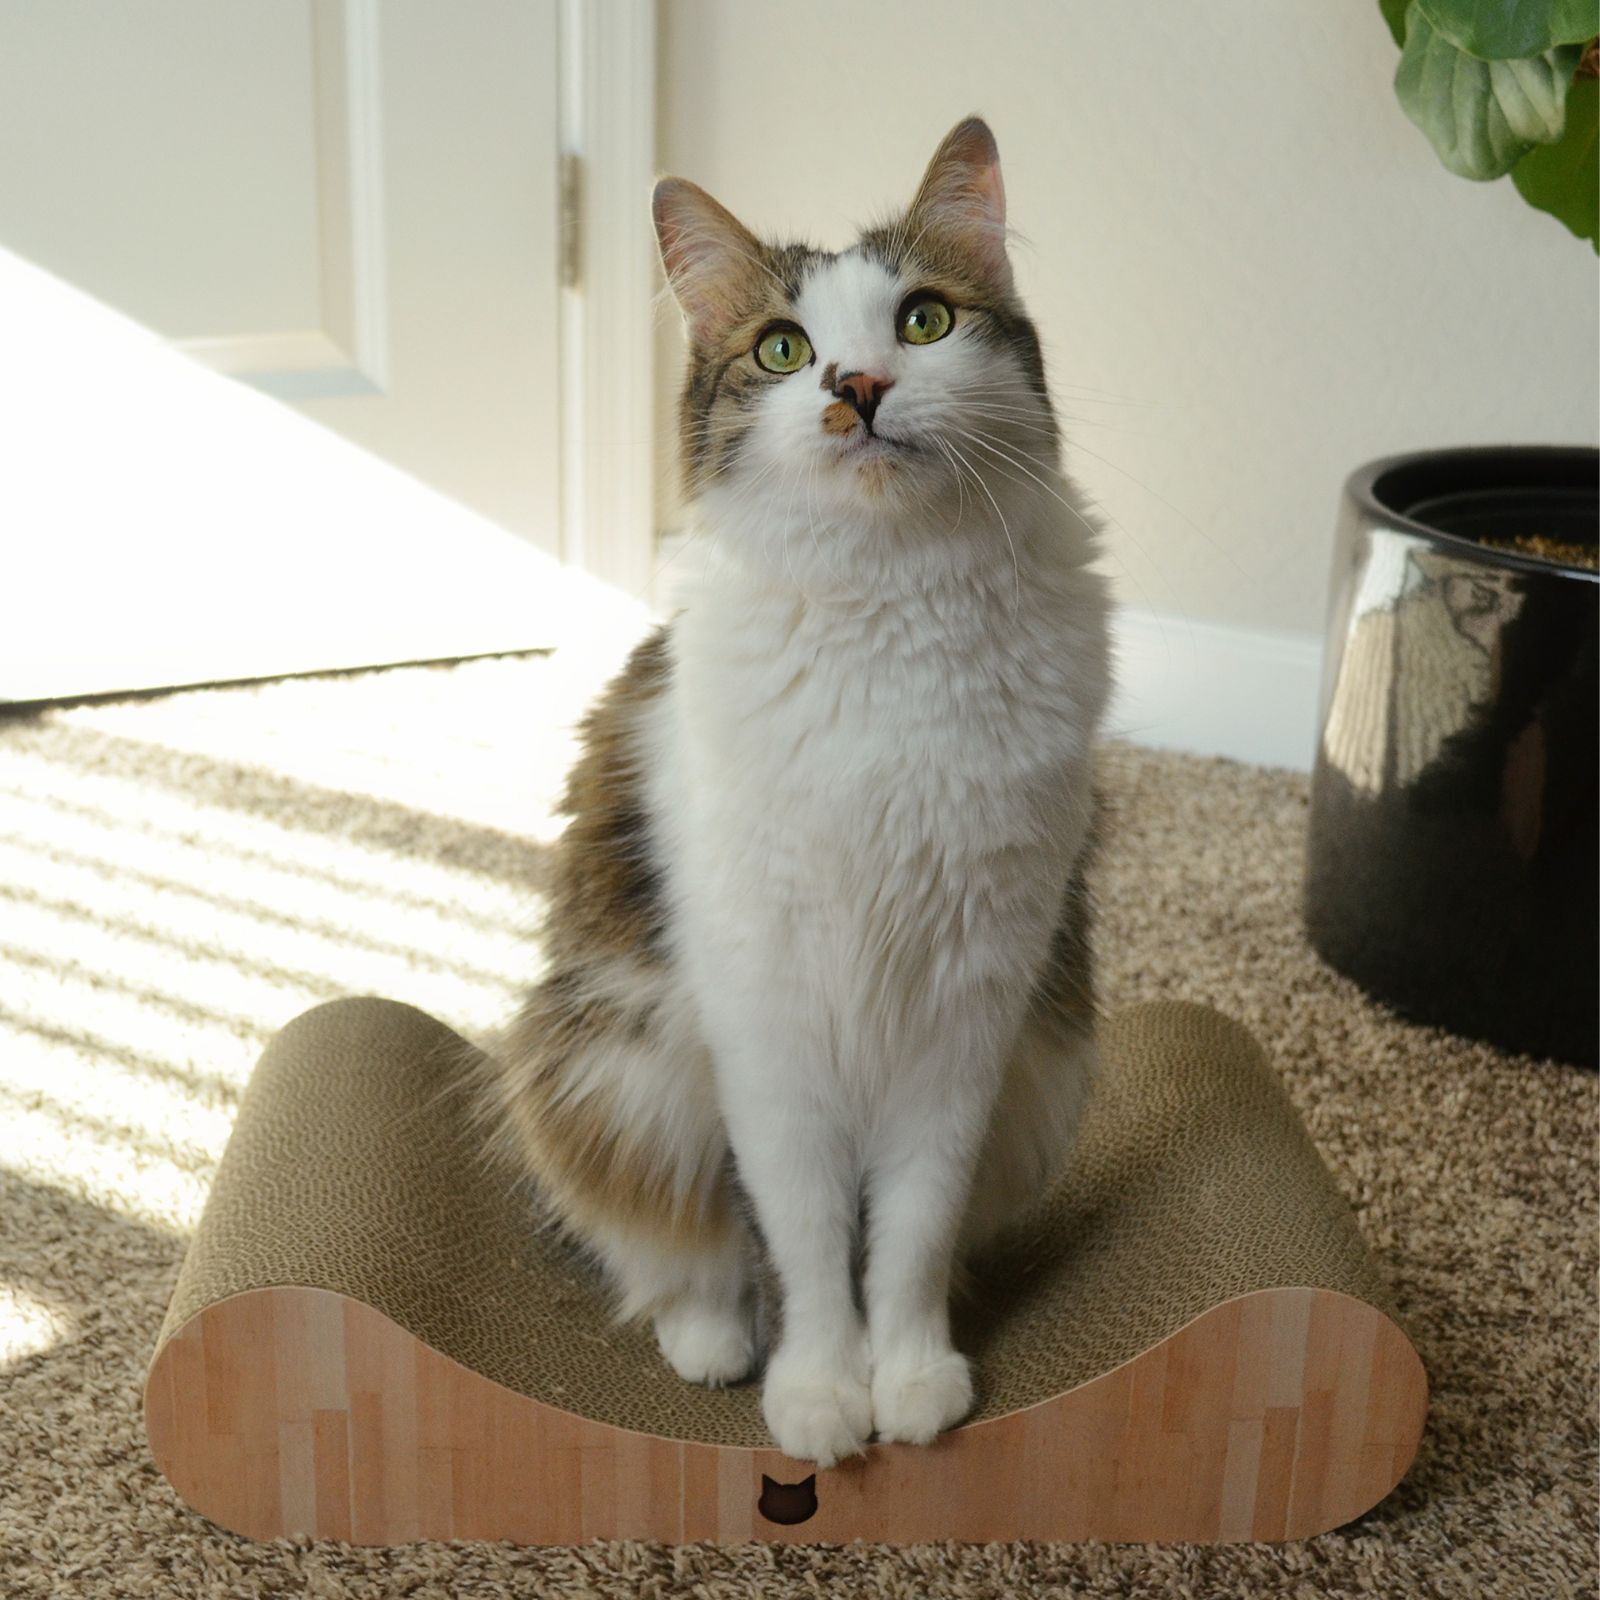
[655,1300,757,1388]
[871,1348,974,1445]
[761,1341,873,1468]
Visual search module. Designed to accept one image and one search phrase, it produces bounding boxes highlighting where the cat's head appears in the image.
[655,117,1056,536]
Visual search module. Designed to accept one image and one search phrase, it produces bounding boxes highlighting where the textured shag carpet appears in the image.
[0,653,1593,1599]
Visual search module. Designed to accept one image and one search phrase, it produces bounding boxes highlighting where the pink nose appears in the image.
[832,370,893,425]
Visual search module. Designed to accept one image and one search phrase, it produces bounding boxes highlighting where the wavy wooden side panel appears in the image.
[145,1283,1426,1545]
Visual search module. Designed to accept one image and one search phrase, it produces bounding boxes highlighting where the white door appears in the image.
[0,0,644,704]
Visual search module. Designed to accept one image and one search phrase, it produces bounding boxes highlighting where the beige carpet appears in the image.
[1,653,1593,1598]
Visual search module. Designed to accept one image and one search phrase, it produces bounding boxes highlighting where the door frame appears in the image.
[557,0,658,604]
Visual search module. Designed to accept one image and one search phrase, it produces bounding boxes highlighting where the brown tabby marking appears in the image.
[488,627,740,1260]
[1031,857,1097,1037]
[676,241,824,493]
[1027,789,1107,1038]
[821,400,859,436]
[500,978,735,1255]
[543,628,671,969]
[858,221,1053,414]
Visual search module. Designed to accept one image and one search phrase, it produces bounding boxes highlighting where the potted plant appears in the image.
[1303,6,1598,1068]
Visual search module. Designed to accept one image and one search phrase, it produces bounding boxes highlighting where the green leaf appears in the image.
[1512,75,1600,247]
[1416,0,1598,59]
[1493,47,1586,138]
[1395,6,1583,178]
[1379,0,1412,46]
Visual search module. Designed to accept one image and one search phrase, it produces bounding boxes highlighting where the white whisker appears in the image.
[941,435,1021,617]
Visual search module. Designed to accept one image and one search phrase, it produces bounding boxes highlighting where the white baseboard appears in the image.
[1106,607,1324,772]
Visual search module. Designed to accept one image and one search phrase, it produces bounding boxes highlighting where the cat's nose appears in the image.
[831,370,894,428]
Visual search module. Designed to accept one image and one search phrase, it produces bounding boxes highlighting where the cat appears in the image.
[480,116,1112,1468]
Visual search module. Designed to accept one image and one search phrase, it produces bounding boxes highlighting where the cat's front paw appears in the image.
[761,1340,873,1468]
[654,1298,757,1388]
[870,1347,974,1446]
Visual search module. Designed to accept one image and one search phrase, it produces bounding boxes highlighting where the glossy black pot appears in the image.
[1305,446,1598,1067]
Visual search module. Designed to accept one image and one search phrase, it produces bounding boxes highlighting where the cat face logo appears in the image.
[758,1472,818,1525]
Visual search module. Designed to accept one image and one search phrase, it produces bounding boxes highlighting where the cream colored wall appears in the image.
[653,0,1598,643]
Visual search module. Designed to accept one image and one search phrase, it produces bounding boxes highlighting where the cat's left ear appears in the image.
[653,177,767,343]
[904,116,1011,296]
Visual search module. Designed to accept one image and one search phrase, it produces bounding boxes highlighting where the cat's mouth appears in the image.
[837,429,918,464]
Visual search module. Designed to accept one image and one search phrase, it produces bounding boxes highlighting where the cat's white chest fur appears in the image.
[651,536,1109,1073]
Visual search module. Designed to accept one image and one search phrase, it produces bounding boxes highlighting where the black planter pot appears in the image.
[1304,446,1598,1067]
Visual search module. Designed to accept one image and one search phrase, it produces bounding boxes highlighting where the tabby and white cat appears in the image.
[484,117,1112,1467]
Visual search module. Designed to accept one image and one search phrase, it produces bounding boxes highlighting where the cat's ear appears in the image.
[904,116,1011,295]
[653,177,767,343]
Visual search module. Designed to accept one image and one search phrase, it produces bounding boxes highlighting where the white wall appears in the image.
[653,0,1598,768]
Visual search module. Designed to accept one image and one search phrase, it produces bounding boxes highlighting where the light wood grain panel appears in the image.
[679,1444,724,1542]
[374,1301,422,1543]
[415,1445,454,1540]
[1218,1417,1265,1541]
[145,1283,1427,1545]
[311,1408,352,1540]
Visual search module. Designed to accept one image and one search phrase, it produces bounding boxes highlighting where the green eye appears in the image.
[900,295,953,345]
[754,324,813,373]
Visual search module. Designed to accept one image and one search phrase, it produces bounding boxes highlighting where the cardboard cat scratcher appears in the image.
[144,997,1426,1545]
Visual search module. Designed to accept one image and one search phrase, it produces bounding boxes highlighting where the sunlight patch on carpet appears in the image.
[0,1284,75,1366]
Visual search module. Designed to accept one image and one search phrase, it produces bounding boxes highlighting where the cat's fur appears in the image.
[481,118,1112,1467]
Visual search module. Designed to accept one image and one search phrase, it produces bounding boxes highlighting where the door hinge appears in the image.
[559,150,583,291]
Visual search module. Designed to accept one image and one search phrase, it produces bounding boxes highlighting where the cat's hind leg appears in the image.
[958,1014,1096,1262]
[585,1209,758,1387]
[959,881,1099,1265]
[483,964,759,1387]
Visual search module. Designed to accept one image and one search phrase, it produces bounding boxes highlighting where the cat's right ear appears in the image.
[652,177,766,343]
[904,117,1012,297]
